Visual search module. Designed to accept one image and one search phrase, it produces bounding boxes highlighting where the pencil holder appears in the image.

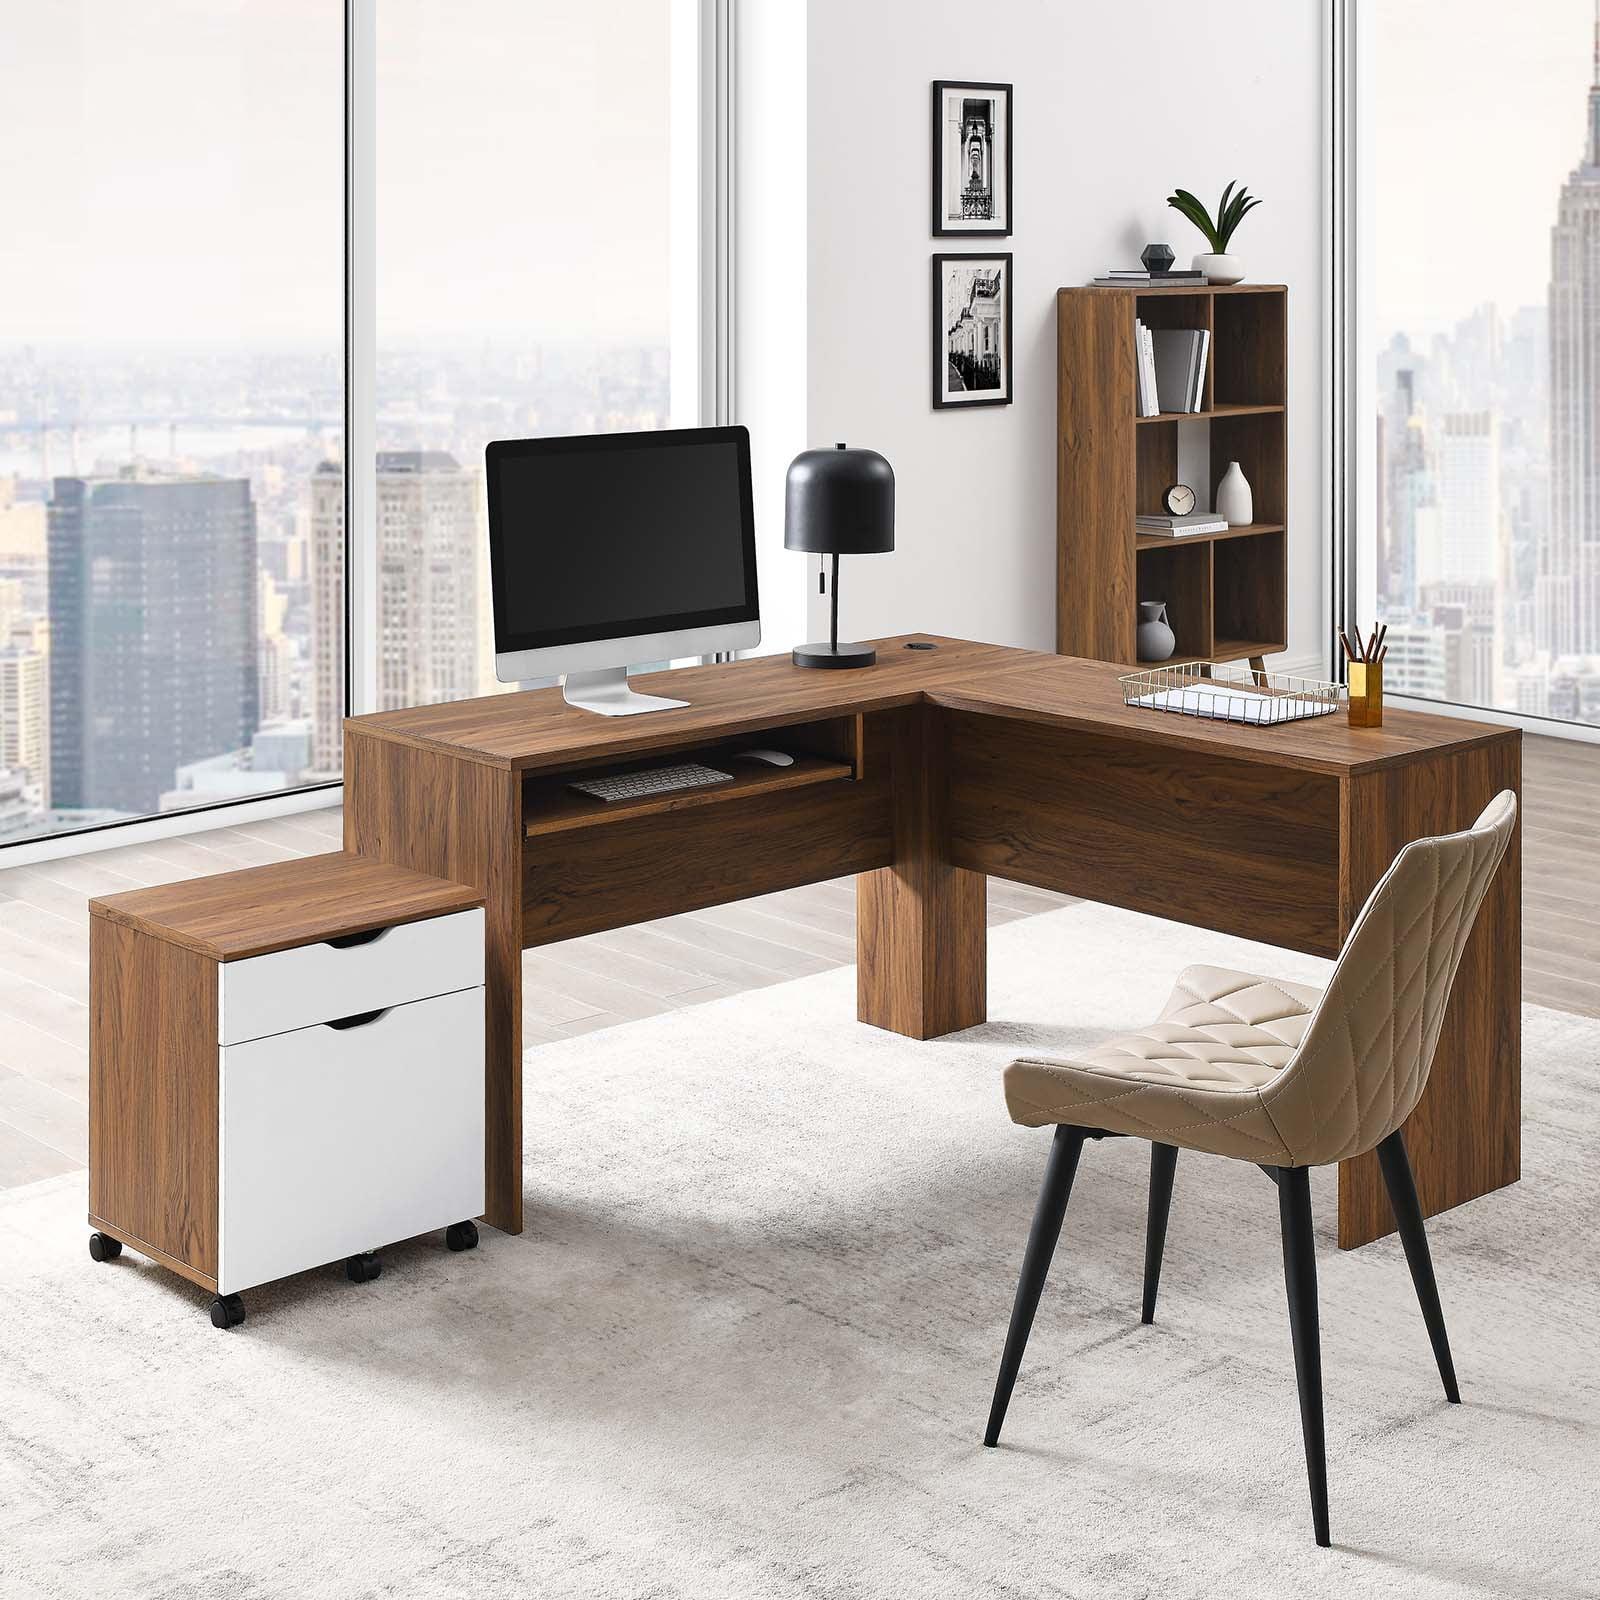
[1348,660,1384,727]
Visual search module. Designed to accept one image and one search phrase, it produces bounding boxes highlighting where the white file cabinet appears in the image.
[88,855,487,1329]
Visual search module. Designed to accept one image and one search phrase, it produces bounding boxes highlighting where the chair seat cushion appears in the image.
[1004,966,1325,1164]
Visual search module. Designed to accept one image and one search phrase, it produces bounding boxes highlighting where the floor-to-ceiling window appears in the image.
[1,1,704,851]
[1354,0,1600,730]
[363,0,678,718]
[0,1,343,843]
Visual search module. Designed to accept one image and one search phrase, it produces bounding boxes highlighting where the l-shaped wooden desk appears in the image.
[343,635,1521,1250]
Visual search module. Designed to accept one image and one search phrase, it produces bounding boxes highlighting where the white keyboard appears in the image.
[569,762,735,803]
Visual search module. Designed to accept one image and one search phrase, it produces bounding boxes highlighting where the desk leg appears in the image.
[344,731,525,1236]
[1335,739,1522,1249]
[857,705,987,1039]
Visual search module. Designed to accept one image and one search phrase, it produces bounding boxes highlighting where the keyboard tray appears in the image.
[524,750,854,838]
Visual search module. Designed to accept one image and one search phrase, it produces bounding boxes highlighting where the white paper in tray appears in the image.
[1133,682,1339,725]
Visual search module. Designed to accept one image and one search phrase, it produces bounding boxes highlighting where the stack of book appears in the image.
[1092,268,1206,287]
[1132,323,1210,417]
[1137,510,1230,538]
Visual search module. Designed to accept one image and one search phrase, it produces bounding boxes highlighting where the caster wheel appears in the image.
[345,1252,382,1284]
[445,1221,479,1252]
[88,1231,123,1263]
[210,1294,246,1330]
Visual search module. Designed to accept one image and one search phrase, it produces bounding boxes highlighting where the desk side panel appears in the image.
[1335,734,1522,1248]
[1058,291,1137,661]
[944,709,1342,956]
[89,917,218,1286]
[344,728,525,1235]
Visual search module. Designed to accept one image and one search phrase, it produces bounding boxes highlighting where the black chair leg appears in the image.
[1277,1165,1331,1548]
[984,1125,1088,1447]
[1142,1143,1179,1324]
[1376,1129,1461,1403]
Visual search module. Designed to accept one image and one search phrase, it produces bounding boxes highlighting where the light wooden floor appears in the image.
[0,730,1593,1194]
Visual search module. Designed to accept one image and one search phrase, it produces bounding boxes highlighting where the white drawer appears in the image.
[217,986,485,1295]
[219,907,484,1045]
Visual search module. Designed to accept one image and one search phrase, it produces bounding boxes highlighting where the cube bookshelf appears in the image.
[1055,283,1289,671]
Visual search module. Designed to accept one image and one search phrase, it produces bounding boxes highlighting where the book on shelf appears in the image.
[1188,328,1210,411]
[1133,320,1159,417]
[1138,510,1228,525]
[1097,269,1205,282]
[1150,329,1208,414]
[1137,512,1230,537]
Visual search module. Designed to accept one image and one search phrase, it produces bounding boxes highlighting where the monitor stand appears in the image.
[561,666,689,717]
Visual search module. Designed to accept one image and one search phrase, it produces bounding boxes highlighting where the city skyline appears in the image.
[0,336,671,841]
[1374,10,1600,727]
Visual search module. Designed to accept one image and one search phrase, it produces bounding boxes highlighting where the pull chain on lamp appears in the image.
[784,442,895,668]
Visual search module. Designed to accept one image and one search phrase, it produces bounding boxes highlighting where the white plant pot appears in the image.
[1193,251,1244,285]
[1216,460,1254,527]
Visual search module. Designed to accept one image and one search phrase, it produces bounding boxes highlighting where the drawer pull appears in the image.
[324,1007,392,1031]
[325,927,389,950]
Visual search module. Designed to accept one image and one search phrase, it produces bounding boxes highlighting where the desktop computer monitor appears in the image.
[485,425,760,716]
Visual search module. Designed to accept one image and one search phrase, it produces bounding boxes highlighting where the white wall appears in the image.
[806,0,1325,668]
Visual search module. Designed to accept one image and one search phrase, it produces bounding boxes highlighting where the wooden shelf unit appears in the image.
[1056,283,1289,669]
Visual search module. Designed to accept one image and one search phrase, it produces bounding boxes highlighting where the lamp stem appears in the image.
[830,551,840,654]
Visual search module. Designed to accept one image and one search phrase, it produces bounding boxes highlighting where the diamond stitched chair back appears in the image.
[983,791,1519,1548]
[1258,787,1518,1167]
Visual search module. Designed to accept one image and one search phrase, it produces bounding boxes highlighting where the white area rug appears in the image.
[3,902,1598,1599]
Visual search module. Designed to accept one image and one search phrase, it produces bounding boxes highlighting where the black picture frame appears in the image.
[931,80,1013,238]
[932,253,1014,410]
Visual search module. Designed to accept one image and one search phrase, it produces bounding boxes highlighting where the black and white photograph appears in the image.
[933,252,1013,409]
[931,80,1012,237]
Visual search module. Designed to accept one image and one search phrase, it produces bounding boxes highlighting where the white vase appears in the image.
[1193,251,1244,285]
[1216,460,1253,526]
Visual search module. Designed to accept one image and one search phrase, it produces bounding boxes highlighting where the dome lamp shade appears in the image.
[783,443,895,668]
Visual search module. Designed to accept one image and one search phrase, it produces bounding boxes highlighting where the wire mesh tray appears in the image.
[1119,662,1344,726]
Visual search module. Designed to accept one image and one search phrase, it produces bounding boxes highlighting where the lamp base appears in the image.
[791,641,877,670]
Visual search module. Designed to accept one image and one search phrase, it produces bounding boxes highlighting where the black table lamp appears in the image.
[784,442,895,669]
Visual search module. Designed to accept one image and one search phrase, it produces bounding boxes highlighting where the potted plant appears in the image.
[1166,181,1261,285]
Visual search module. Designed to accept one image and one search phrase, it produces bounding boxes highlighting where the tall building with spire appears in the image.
[1543,6,1600,657]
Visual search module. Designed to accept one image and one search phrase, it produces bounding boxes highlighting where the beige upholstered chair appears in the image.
[984,791,1518,1547]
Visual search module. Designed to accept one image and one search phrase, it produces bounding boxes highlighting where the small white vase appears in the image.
[1216,460,1253,526]
[1193,251,1244,285]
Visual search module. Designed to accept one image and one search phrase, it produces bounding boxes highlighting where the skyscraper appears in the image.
[1544,13,1600,658]
[258,570,294,725]
[1380,356,1434,612]
[309,452,487,774]
[309,462,344,774]
[1437,412,1501,585]
[0,479,47,616]
[47,470,259,814]
[375,451,484,712]
[0,615,50,809]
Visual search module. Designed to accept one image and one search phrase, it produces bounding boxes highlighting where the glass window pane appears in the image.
[1371,1,1599,725]
[373,0,674,709]
[0,1,343,842]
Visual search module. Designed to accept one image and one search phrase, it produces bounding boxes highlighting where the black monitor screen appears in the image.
[485,426,758,654]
